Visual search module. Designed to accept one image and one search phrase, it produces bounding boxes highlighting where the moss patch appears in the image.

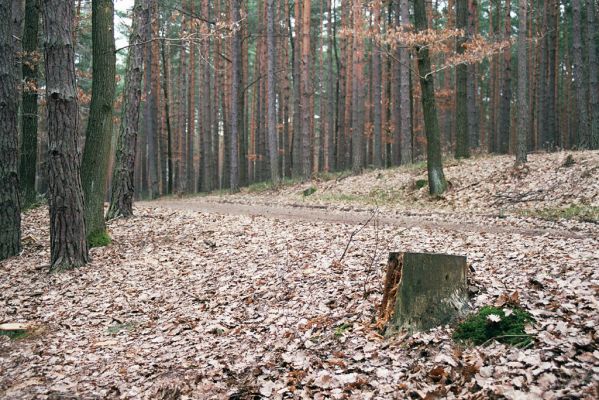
[453,306,534,347]
[88,231,112,248]
[303,186,317,196]
[0,329,29,340]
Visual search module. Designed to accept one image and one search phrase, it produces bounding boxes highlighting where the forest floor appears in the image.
[1,150,598,399]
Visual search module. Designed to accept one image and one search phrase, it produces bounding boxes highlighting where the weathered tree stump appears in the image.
[379,252,469,333]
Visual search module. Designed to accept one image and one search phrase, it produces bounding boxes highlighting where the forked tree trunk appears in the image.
[380,252,468,333]
[43,0,89,270]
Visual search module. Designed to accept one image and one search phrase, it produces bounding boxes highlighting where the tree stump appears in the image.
[379,252,469,333]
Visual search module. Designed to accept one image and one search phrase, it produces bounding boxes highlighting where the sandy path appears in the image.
[138,198,589,239]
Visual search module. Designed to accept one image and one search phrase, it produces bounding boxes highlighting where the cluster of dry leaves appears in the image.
[1,151,597,399]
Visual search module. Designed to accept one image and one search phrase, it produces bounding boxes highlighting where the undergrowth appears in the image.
[520,204,599,223]
[88,231,112,248]
[453,306,535,347]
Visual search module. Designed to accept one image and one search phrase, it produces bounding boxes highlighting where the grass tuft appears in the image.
[453,306,535,347]
[88,231,112,248]
[521,204,599,223]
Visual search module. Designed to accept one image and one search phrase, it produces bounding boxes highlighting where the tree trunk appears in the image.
[266,0,279,184]
[43,0,89,270]
[186,0,195,192]
[372,0,382,168]
[455,0,469,158]
[587,0,599,149]
[351,0,364,174]
[300,0,312,179]
[161,37,173,195]
[516,0,528,164]
[19,0,40,209]
[144,0,159,198]
[466,0,479,149]
[497,0,512,154]
[414,0,447,196]
[230,0,241,191]
[80,0,116,243]
[106,0,146,220]
[399,0,412,164]
[0,0,21,260]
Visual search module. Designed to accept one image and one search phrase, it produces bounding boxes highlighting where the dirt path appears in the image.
[138,198,589,239]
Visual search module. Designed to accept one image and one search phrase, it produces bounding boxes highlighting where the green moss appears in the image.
[520,204,599,223]
[88,230,112,248]
[334,322,352,337]
[303,186,317,196]
[415,179,428,189]
[453,306,534,347]
[0,330,29,340]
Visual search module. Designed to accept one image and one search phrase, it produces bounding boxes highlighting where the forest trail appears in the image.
[139,198,587,239]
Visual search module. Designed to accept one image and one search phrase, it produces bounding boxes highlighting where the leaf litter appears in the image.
[0,151,598,399]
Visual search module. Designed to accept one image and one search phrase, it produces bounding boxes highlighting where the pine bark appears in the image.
[300,0,312,179]
[372,0,382,168]
[351,0,364,174]
[106,0,146,220]
[572,0,588,147]
[43,0,89,269]
[497,0,512,154]
[466,0,479,148]
[414,0,447,196]
[0,0,21,260]
[266,0,279,183]
[80,0,116,241]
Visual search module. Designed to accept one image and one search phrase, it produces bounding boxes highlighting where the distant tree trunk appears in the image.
[80,0,116,242]
[106,0,146,220]
[455,0,469,158]
[543,0,558,149]
[414,0,447,196]
[336,2,347,170]
[372,0,382,168]
[0,0,21,260]
[300,0,312,179]
[466,0,479,149]
[399,0,412,164]
[325,0,335,171]
[497,0,512,154]
[587,0,599,149]
[144,0,159,198]
[161,37,173,195]
[516,0,528,164]
[186,0,195,192]
[572,0,588,148]
[43,0,89,270]
[266,0,279,184]
[230,0,241,191]
[351,0,364,174]
[19,0,40,208]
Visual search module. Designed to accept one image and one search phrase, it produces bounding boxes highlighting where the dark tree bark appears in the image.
[325,0,335,172]
[106,0,146,220]
[19,0,40,208]
[300,0,312,179]
[351,0,364,174]
[266,0,279,184]
[80,0,116,242]
[466,0,479,149]
[516,0,528,164]
[455,0,470,158]
[543,0,558,149]
[587,0,599,149]
[185,0,195,193]
[0,0,21,260]
[43,0,89,270]
[161,36,173,195]
[414,0,447,196]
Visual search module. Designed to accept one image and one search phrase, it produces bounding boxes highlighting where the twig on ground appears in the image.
[338,211,376,263]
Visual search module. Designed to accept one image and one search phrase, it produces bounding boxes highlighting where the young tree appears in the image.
[516,0,527,164]
[19,0,40,208]
[43,0,89,270]
[414,0,447,195]
[106,0,147,220]
[0,0,21,260]
[80,0,116,243]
